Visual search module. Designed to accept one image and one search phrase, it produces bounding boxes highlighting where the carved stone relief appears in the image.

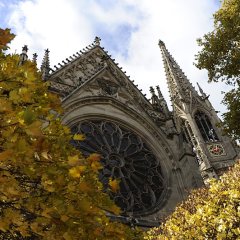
[50,49,107,89]
[97,77,119,96]
[147,110,165,122]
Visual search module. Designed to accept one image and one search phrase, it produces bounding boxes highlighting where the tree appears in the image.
[145,161,240,240]
[195,0,240,140]
[0,28,142,240]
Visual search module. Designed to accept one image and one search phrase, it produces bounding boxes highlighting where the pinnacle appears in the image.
[22,45,28,52]
[150,86,155,95]
[158,39,165,47]
[32,53,38,63]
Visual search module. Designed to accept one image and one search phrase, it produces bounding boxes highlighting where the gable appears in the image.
[48,45,169,123]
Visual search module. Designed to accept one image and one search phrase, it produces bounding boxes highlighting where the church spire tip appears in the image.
[158,41,199,105]
[158,39,165,47]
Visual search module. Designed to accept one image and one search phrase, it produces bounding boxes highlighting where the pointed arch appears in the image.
[194,110,219,142]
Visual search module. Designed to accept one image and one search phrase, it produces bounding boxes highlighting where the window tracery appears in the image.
[71,120,165,215]
[194,111,219,142]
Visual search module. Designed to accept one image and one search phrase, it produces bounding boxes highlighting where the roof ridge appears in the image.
[99,48,151,103]
[50,43,97,75]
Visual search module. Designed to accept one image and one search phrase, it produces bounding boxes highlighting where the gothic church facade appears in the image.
[38,37,239,227]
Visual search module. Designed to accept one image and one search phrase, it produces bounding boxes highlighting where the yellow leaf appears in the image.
[41,151,49,160]
[69,166,86,178]
[19,87,28,94]
[42,178,55,192]
[109,178,120,193]
[91,161,102,172]
[68,155,80,166]
[9,90,20,102]
[73,134,85,141]
[10,134,18,143]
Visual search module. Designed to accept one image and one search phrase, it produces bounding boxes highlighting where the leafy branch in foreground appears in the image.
[0,28,142,240]
[145,161,240,240]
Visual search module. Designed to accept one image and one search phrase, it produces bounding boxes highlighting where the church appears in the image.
[36,37,239,227]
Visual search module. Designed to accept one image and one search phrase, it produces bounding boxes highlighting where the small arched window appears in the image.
[194,111,219,142]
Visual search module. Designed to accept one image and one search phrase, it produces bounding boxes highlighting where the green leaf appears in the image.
[23,108,36,125]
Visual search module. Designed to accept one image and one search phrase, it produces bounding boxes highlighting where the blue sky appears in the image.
[0,0,229,114]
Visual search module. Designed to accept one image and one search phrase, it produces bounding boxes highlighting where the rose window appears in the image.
[71,120,165,215]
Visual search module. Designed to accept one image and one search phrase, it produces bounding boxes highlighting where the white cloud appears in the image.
[6,0,227,114]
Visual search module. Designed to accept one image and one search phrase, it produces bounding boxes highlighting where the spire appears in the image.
[41,49,50,80]
[19,45,28,65]
[158,40,198,106]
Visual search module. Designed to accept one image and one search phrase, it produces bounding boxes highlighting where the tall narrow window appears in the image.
[194,111,219,142]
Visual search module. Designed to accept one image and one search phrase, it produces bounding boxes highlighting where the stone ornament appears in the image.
[97,78,119,96]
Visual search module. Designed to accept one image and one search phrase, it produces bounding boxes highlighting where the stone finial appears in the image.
[19,45,28,65]
[32,53,38,63]
[94,36,101,46]
[22,45,28,52]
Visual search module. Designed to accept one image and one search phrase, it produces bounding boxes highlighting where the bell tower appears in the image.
[158,40,238,182]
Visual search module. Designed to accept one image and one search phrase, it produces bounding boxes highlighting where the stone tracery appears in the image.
[71,120,165,215]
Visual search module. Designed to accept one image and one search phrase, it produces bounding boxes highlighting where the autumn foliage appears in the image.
[195,0,240,140]
[0,28,142,239]
[145,161,240,240]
